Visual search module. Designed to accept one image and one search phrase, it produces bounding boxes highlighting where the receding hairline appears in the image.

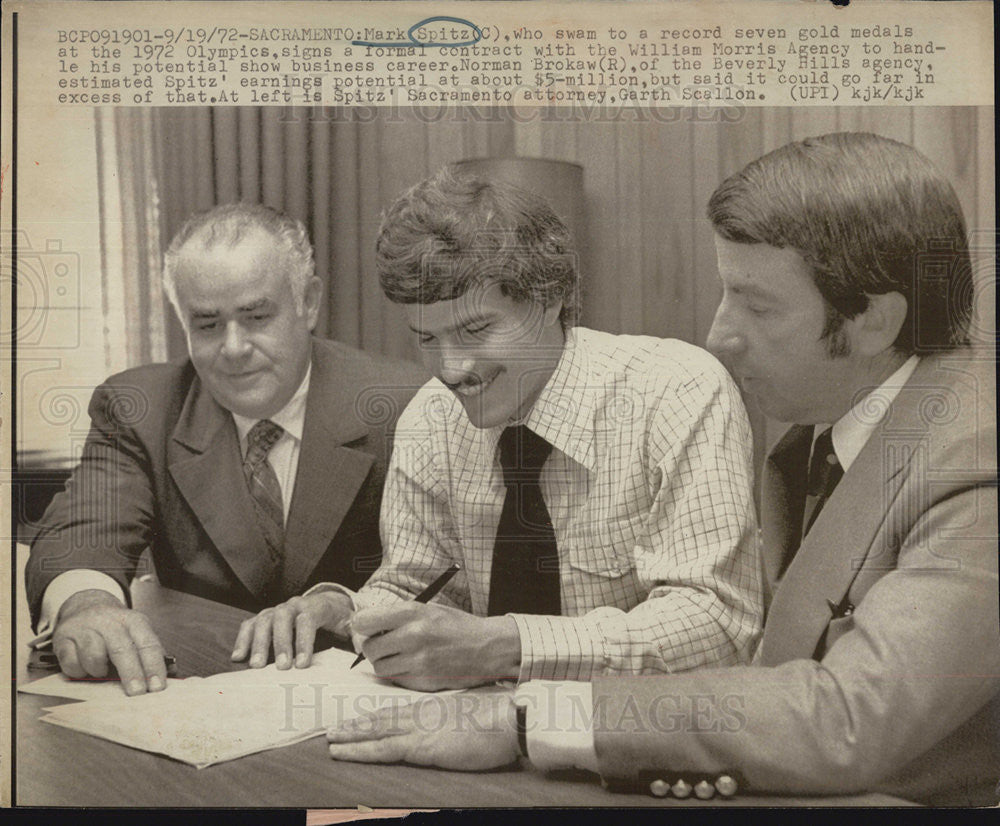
[174,219,278,255]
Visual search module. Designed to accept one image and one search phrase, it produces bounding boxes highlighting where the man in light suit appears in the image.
[25,203,425,696]
[323,134,999,806]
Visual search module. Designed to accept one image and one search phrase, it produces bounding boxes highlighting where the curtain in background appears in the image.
[143,106,994,360]
[107,105,993,478]
[146,107,518,362]
[95,108,169,372]
[504,106,995,454]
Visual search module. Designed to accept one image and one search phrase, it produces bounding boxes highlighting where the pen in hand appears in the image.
[349,563,460,669]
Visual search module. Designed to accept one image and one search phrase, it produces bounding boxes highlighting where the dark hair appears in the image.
[375,167,580,329]
[708,132,972,355]
[163,203,314,323]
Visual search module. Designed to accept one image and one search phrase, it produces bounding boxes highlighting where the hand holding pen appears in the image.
[347,564,522,691]
[350,564,460,668]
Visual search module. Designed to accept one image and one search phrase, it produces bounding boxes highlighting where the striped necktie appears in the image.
[243,419,285,569]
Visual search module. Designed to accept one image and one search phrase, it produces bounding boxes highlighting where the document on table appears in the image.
[38,647,455,768]
[19,673,185,702]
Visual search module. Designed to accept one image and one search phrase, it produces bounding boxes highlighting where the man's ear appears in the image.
[302,276,322,331]
[851,291,908,356]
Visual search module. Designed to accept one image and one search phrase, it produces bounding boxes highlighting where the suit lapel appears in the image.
[168,377,277,600]
[758,359,943,666]
[282,342,375,596]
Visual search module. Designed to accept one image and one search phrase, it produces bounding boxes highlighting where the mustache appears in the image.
[441,369,498,391]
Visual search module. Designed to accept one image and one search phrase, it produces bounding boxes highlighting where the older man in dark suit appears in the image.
[25,203,425,696]
[323,134,998,807]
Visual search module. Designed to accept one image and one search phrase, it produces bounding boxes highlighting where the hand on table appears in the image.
[327,688,520,771]
[52,589,167,696]
[231,591,353,669]
[351,602,521,691]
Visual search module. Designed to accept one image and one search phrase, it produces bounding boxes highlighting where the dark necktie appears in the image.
[802,426,843,538]
[487,425,561,616]
[243,419,285,568]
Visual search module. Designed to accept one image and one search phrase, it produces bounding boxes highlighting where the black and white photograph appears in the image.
[4,0,997,815]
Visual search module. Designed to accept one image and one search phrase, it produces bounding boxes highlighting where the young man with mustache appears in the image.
[236,168,763,691]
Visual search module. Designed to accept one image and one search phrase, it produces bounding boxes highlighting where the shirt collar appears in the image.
[232,362,311,447]
[521,328,598,472]
[823,355,920,472]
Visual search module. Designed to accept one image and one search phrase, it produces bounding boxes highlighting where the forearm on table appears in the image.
[587,510,1000,792]
[641,464,763,672]
[592,657,983,795]
[27,415,155,625]
[512,592,750,682]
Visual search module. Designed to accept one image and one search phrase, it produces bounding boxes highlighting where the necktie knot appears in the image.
[802,425,844,539]
[806,427,841,497]
[246,419,284,468]
[498,425,552,487]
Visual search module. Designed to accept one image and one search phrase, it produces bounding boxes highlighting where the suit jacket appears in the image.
[592,351,999,805]
[26,338,427,627]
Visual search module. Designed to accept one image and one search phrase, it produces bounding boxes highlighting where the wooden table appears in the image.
[14,580,915,808]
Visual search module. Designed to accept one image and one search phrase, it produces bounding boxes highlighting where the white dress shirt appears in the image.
[827,355,920,473]
[524,354,922,772]
[31,365,311,644]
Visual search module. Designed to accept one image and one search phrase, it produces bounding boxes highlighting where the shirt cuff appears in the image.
[30,570,127,647]
[510,613,606,682]
[515,680,599,774]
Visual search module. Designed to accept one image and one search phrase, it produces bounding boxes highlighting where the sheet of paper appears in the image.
[19,673,188,703]
[40,647,457,768]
